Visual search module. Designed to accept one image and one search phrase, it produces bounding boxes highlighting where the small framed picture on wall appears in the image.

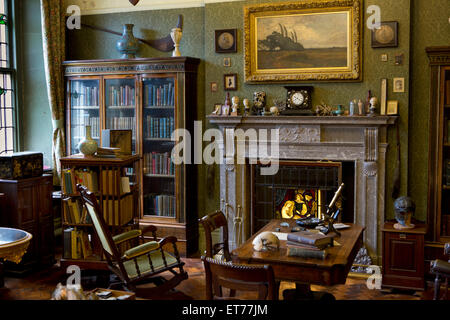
[210,82,218,92]
[224,73,237,91]
[387,100,399,115]
[371,21,398,48]
[215,29,237,53]
[393,77,405,93]
[223,57,231,67]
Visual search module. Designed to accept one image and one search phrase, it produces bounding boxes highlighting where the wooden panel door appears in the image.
[383,231,425,290]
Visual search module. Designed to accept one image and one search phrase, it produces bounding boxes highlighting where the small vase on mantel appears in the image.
[116,24,139,59]
[78,125,98,157]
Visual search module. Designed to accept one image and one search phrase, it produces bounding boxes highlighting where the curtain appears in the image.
[40,0,66,185]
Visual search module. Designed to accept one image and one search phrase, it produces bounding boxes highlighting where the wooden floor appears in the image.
[0,248,443,300]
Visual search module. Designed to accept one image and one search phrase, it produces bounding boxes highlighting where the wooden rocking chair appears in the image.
[76,184,188,297]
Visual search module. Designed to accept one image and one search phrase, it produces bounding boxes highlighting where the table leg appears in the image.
[283,283,335,301]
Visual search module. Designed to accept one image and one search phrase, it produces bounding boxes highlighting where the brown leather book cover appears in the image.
[287,230,333,247]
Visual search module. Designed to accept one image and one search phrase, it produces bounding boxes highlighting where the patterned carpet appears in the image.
[0,254,440,300]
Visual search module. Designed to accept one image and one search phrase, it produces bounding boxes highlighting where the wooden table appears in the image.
[231,219,364,300]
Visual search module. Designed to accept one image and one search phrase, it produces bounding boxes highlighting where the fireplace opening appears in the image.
[251,160,355,234]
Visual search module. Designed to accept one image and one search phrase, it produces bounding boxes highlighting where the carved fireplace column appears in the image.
[218,126,251,251]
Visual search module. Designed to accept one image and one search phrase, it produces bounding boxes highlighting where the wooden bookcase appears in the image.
[59,155,140,270]
[63,57,200,256]
[426,47,450,276]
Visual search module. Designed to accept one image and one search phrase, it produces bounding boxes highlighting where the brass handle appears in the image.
[399,234,407,239]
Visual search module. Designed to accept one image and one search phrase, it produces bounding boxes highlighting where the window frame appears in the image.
[0,0,18,154]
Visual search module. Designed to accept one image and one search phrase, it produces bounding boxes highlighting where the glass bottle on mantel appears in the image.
[366,90,372,114]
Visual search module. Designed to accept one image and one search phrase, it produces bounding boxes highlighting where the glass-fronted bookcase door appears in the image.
[140,74,179,222]
[104,76,138,154]
[66,77,101,155]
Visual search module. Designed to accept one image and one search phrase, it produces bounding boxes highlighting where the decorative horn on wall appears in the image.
[80,15,183,53]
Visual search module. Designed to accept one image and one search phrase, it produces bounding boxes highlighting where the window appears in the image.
[0,0,14,155]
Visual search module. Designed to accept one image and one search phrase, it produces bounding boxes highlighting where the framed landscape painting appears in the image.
[244,0,362,82]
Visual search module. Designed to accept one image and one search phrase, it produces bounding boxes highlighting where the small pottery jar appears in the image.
[358,99,364,115]
[78,125,98,156]
[116,24,139,59]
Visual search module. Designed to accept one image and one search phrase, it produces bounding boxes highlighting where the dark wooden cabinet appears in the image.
[0,174,55,273]
[382,222,426,291]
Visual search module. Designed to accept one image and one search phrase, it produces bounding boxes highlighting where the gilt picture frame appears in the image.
[244,0,362,83]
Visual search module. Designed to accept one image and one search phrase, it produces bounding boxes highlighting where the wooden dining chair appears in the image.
[199,210,231,261]
[76,184,188,297]
[202,256,278,300]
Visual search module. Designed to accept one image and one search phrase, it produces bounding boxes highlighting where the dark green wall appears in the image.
[203,0,412,221]
[409,0,450,221]
[19,0,450,231]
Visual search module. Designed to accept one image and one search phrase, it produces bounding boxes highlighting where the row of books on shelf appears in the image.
[444,119,450,143]
[107,118,136,139]
[286,230,334,259]
[72,116,100,139]
[143,152,175,175]
[145,83,175,107]
[145,116,174,139]
[72,83,99,106]
[445,159,450,186]
[62,168,99,195]
[102,194,134,226]
[64,194,133,227]
[144,193,176,217]
[63,228,93,260]
[62,168,131,196]
[108,85,135,106]
[63,198,91,224]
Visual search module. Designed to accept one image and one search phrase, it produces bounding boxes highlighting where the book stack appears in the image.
[96,147,121,158]
[63,227,93,260]
[286,230,334,259]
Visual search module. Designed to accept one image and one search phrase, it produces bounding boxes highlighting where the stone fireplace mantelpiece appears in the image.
[207,115,397,264]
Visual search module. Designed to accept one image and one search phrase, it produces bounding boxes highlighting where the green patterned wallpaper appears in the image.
[63,0,449,226]
[409,0,450,221]
[203,0,411,220]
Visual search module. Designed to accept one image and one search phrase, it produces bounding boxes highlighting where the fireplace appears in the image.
[251,160,355,233]
[208,115,397,264]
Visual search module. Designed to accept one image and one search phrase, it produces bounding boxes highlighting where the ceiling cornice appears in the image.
[64,0,243,16]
